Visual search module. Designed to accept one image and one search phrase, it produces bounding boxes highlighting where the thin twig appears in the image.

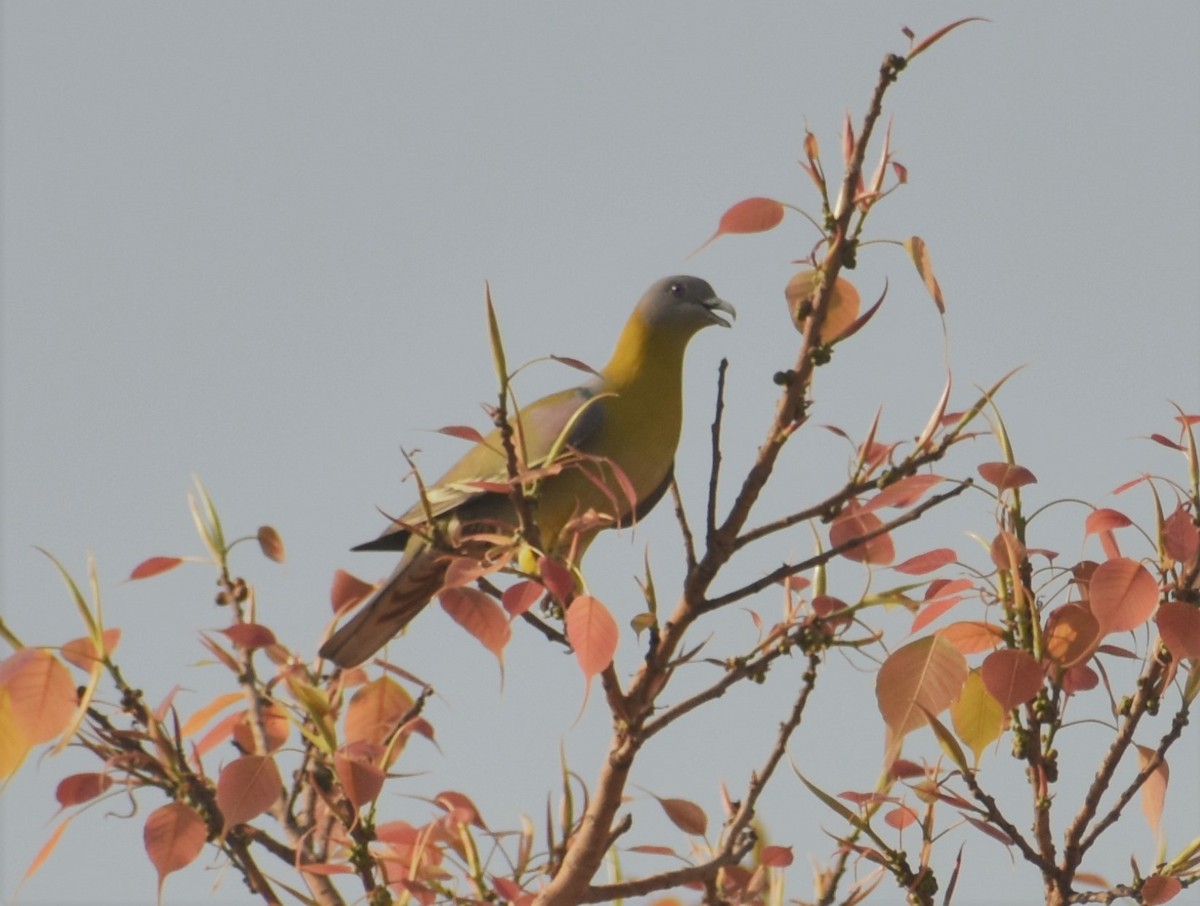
[706,358,729,546]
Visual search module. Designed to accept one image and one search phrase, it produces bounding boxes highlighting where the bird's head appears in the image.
[635,276,736,335]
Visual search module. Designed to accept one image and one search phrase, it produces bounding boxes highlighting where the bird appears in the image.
[320,276,735,667]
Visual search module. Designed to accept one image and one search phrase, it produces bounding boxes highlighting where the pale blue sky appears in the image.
[3,4,1198,904]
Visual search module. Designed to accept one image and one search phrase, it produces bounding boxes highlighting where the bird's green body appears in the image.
[320,276,732,667]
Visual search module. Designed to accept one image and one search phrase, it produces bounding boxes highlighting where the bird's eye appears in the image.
[669,282,686,297]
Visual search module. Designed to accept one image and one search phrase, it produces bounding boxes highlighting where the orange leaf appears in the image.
[1043,604,1100,668]
[884,804,918,830]
[1156,601,1200,660]
[129,556,184,580]
[785,270,862,342]
[894,548,957,576]
[22,815,73,883]
[694,197,785,254]
[876,635,968,739]
[566,595,619,679]
[830,504,895,565]
[55,772,113,807]
[436,789,487,828]
[439,586,511,661]
[654,795,708,836]
[937,621,1004,655]
[181,691,243,738]
[1090,557,1159,634]
[331,569,376,616]
[989,531,1027,572]
[143,802,207,901]
[1136,745,1169,843]
[231,702,291,755]
[1062,664,1099,695]
[335,751,386,811]
[60,628,122,670]
[977,462,1037,492]
[760,845,793,867]
[345,676,415,747]
[256,525,286,563]
[0,649,77,744]
[216,754,283,827]
[904,236,945,313]
[437,424,486,444]
[980,649,1042,709]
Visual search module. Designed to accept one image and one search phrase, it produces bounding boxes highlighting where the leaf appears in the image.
[693,197,785,254]
[907,17,989,62]
[1090,557,1159,634]
[875,635,968,739]
[884,804,918,830]
[981,649,1043,709]
[436,789,487,828]
[437,424,486,444]
[863,475,945,512]
[566,595,618,679]
[904,236,944,313]
[216,754,283,827]
[0,648,77,744]
[335,750,386,811]
[977,462,1037,492]
[950,670,1004,765]
[60,627,122,670]
[331,569,376,616]
[439,586,511,662]
[893,548,957,576]
[537,556,575,604]
[128,556,184,580]
[181,691,243,738]
[1141,875,1182,905]
[830,504,895,565]
[219,623,277,650]
[550,354,602,378]
[345,676,415,747]
[1085,508,1133,535]
[1062,664,1099,695]
[502,580,544,617]
[653,795,708,836]
[22,814,74,884]
[0,688,29,780]
[989,530,1027,572]
[143,802,207,903]
[760,845,793,867]
[911,578,974,634]
[231,702,290,755]
[937,621,1005,654]
[1163,503,1200,564]
[785,270,862,342]
[55,772,114,807]
[1043,604,1100,668]
[1156,601,1200,661]
[1136,745,1169,843]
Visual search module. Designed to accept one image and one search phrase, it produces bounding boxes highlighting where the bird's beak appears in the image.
[703,296,737,328]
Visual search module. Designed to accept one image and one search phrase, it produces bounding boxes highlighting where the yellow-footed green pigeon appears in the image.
[320,276,734,667]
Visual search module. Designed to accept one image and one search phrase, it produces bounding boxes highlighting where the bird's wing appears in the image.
[354,384,605,551]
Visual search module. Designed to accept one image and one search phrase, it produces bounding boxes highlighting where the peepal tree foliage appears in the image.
[2,22,1198,906]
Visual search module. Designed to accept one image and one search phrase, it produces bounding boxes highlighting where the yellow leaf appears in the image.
[950,669,1004,765]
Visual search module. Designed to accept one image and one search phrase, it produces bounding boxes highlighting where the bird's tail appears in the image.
[319,543,447,668]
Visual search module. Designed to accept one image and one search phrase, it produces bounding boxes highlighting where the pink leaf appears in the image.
[1090,557,1159,634]
[219,623,277,650]
[894,548,957,576]
[216,754,283,827]
[980,649,1043,709]
[566,595,618,679]
[1156,601,1200,661]
[439,587,511,662]
[331,569,376,616]
[1085,508,1133,535]
[862,474,945,512]
[144,802,207,898]
[129,556,183,580]
[977,462,1037,492]
[693,197,785,254]
[830,503,895,565]
[502,580,544,617]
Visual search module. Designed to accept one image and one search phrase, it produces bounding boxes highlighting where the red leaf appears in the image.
[439,586,511,661]
[1163,504,1199,563]
[143,802,207,897]
[863,474,944,512]
[1156,601,1200,660]
[502,580,544,617]
[436,790,487,828]
[980,649,1042,709]
[335,751,386,811]
[437,424,486,444]
[537,556,576,604]
[884,804,919,830]
[1062,663,1099,695]
[256,526,286,563]
[977,462,1037,492]
[216,754,283,827]
[1142,875,1182,905]
[331,569,376,616]
[655,795,708,836]
[937,621,1005,654]
[1085,508,1133,535]
[60,628,122,670]
[760,845,793,867]
[691,197,785,255]
[830,504,895,565]
[345,676,414,747]
[566,595,618,679]
[989,531,1027,572]
[56,772,113,807]
[1043,604,1100,668]
[1090,557,1159,634]
[129,556,183,580]
[894,548,957,576]
[550,355,602,378]
[219,623,277,650]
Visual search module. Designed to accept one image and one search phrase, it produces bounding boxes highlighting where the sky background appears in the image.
[3,4,1199,905]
